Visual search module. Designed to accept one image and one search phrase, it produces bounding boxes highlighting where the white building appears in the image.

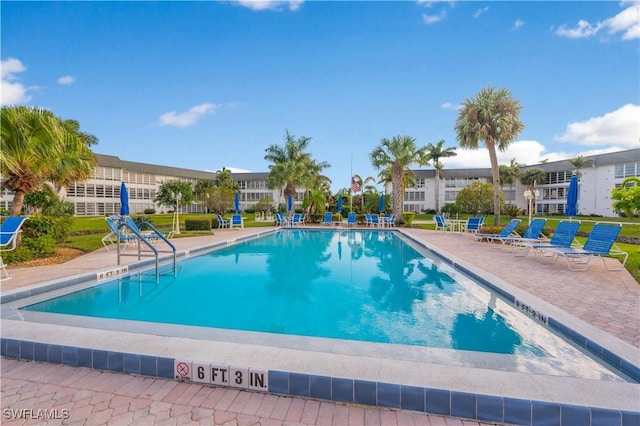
[1,149,638,217]
[399,148,640,217]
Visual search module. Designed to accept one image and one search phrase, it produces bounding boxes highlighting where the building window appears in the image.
[615,162,639,178]
[415,178,425,189]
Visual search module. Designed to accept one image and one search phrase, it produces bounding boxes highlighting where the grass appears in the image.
[59,213,640,283]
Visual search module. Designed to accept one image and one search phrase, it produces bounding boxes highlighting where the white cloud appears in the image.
[236,0,303,11]
[159,103,217,127]
[554,104,640,147]
[473,6,489,19]
[0,57,31,105]
[57,75,75,85]
[440,102,459,110]
[423,11,446,24]
[555,3,639,40]
[514,19,524,29]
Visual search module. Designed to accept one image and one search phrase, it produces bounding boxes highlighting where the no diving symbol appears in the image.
[176,362,190,378]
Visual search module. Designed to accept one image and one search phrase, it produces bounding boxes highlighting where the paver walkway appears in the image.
[1,358,492,425]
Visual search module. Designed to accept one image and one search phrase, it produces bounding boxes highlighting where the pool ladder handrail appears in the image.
[115,220,177,283]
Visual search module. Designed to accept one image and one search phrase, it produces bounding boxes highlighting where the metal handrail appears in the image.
[115,220,177,283]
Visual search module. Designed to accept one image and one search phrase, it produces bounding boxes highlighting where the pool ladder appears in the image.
[115,220,177,283]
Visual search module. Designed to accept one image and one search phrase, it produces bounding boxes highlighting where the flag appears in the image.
[351,177,360,192]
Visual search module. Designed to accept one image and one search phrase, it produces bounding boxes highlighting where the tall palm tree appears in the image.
[264,131,329,210]
[455,86,524,225]
[499,158,521,205]
[1,106,96,216]
[370,135,425,218]
[421,140,457,213]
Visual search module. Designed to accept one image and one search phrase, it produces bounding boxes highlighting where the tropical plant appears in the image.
[520,168,546,190]
[154,180,193,209]
[214,167,240,190]
[264,131,330,210]
[499,158,521,205]
[1,106,97,216]
[611,177,640,218]
[455,86,524,225]
[370,135,426,218]
[455,181,499,214]
[303,188,327,214]
[568,155,593,179]
[421,140,457,213]
[352,174,376,212]
[204,187,235,214]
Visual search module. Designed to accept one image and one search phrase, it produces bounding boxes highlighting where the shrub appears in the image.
[185,219,211,231]
[504,205,522,218]
[22,215,71,243]
[144,208,156,214]
[441,203,461,215]
[23,235,57,257]
[402,212,415,226]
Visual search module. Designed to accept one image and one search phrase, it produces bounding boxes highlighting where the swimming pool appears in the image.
[19,229,624,380]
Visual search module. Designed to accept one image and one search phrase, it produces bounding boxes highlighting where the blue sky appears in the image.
[2,1,639,191]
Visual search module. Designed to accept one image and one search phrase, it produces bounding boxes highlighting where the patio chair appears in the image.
[346,212,357,227]
[463,216,485,234]
[0,216,28,280]
[216,214,230,229]
[231,214,244,229]
[514,220,581,259]
[369,214,381,227]
[291,213,306,227]
[364,213,373,227]
[541,222,627,271]
[321,212,333,226]
[102,216,138,251]
[122,216,174,242]
[275,213,288,227]
[495,218,548,248]
[473,219,521,243]
[434,215,451,232]
[383,214,397,228]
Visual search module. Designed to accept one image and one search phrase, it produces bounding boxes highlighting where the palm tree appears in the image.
[455,86,524,225]
[568,155,592,179]
[1,106,96,216]
[264,131,329,210]
[352,174,376,212]
[499,158,521,205]
[421,140,457,213]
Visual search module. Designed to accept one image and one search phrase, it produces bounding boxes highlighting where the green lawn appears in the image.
[64,213,640,283]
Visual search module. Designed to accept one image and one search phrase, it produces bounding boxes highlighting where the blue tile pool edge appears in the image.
[398,231,640,383]
[1,339,638,426]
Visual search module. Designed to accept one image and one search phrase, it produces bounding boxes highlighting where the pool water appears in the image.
[25,230,566,356]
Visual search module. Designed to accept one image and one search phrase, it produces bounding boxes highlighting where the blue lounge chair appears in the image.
[364,213,373,227]
[514,220,581,259]
[346,212,357,227]
[473,219,521,242]
[542,222,627,271]
[0,216,28,279]
[369,214,381,227]
[231,214,244,229]
[463,216,485,234]
[216,214,230,229]
[496,218,547,247]
[103,216,138,250]
[321,212,333,226]
[122,216,174,242]
[434,215,451,232]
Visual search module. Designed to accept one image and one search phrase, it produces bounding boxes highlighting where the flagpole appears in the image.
[350,154,353,212]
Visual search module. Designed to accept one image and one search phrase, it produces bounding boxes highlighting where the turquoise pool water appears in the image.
[25,230,555,355]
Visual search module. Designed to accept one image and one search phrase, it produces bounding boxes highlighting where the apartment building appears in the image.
[1,149,638,217]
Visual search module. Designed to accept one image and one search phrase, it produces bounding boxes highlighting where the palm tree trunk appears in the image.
[10,191,25,217]
[392,162,403,218]
[487,141,501,225]
[434,173,440,213]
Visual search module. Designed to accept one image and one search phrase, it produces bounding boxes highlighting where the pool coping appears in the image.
[1,227,639,425]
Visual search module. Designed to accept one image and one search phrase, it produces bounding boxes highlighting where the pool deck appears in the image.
[1,226,639,425]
